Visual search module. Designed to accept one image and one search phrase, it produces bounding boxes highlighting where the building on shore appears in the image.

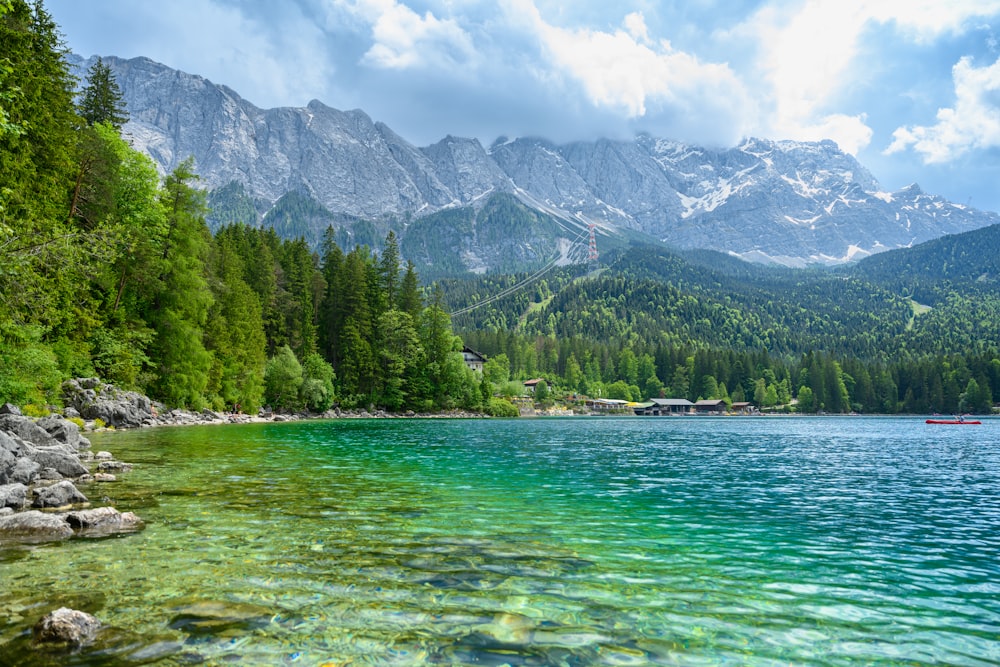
[632,398,695,416]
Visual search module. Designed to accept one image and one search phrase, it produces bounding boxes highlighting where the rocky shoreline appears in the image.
[1,378,489,648]
[2,378,487,544]
[0,401,142,544]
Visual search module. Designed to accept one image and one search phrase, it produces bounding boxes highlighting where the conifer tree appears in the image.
[146,159,213,407]
[379,230,401,310]
[318,226,345,365]
[78,56,128,129]
[399,260,422,319]
[204,233,267,412]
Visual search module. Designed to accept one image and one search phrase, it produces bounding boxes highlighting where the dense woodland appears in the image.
[1,1,997,416]
[0,1,503,416]
[442,240,1000,414]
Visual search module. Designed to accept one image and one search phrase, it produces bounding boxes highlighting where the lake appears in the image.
[1,416,998,666]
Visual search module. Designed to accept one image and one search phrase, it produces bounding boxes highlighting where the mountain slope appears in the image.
[79,55,1000,272]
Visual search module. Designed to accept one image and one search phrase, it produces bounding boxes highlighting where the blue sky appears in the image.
[48,0,1000,213]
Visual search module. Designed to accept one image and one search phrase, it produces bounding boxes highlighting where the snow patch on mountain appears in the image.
[86,55,1000,270]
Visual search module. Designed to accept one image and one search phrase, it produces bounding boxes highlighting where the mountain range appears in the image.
[79,55,1000,272]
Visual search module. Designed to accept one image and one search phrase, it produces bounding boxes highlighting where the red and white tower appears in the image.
[587,223,599,272]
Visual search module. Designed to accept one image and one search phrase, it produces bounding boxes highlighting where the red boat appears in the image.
[926,418,981,425]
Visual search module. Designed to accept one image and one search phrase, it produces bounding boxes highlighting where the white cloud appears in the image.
[334,0,475,70]
[623,12,650,44]
[886,55,1000,162]
[745,0,1000,155]
[502,0,752,143]
[866,0,1000,41]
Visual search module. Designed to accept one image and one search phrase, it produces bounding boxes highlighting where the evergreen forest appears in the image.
[1,1,997,417]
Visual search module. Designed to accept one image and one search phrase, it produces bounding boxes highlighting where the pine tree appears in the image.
[146,159,213,408]
[203,233,267,413]
[379,230,401,310]
[78,56,128,129]
[398,260,423,319]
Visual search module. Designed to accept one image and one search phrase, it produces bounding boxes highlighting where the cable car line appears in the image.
[449,227,591,317]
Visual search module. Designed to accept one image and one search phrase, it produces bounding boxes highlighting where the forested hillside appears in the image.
[442,237,999,414]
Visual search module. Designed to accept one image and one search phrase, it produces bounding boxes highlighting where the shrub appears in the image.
[21,403,52,418]
[486,397,520,418]
[264,345,303,411]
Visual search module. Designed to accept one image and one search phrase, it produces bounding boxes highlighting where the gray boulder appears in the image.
[27,444,88,479]
[66,506,143,535]
[0,414,58,447]
[10,456,40,485]
[38,415,91,450]
[33,607,101,645]
[0,430,32,484]
[0,403,21,416]
[0,445,13,485]
[62,378,153,429]
[0,510,74,541]
[32,480,88,508]
[0,483,27,509]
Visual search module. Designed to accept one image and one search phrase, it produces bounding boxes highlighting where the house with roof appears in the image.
[461,346,487,373]
[694,399,727,414]
[586,398,631,413]
[633,398,694,416]
[523,378,545,393]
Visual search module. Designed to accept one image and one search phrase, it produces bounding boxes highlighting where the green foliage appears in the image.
[300,353,335,412]
[145,159,213,408]
[264,345,303,411]
[0,327,63,406]
[21,402,50,417]
[77,56,127,129]
[401,193,566,280]
[262,190,339,248]
[203,232,267,413]
[486,397,520,417]
[483,353,510,386]
[90,326,152,389]
[533,379,550,402]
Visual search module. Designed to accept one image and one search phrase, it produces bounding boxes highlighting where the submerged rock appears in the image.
[66,506,143,534]
[0,505,143,543]
[33,607,101,645]
[167,599,274,636]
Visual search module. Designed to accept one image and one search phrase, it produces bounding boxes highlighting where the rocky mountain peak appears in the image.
[79,55,1000,271]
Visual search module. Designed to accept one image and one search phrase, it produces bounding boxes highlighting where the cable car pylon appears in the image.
[587,223,599,273]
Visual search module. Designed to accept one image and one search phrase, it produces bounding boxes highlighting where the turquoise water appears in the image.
[1,416,999,666]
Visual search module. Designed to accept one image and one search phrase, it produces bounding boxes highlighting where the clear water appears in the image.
[2,416,999,666]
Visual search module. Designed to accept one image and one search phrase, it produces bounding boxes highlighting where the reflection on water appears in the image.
[1,417,999,665]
